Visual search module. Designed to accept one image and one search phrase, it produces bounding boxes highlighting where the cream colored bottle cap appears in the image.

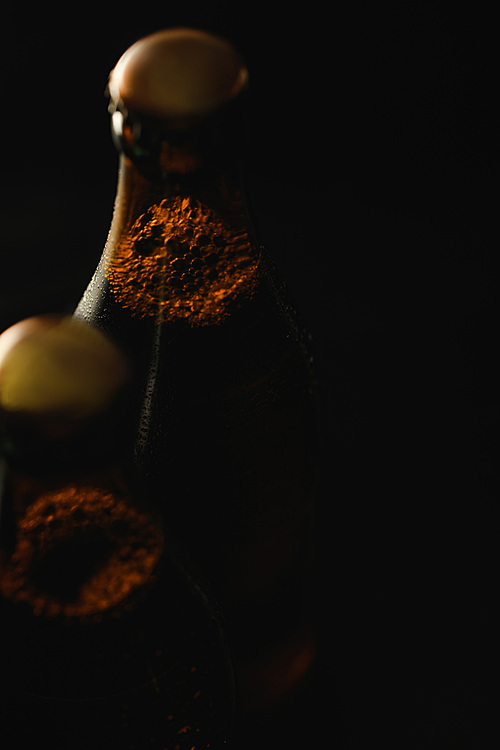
[108,28,248,120]
[0,316,129,420]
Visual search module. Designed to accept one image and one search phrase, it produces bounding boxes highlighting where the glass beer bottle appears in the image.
[74,28,321,712]
[0,315,234,749]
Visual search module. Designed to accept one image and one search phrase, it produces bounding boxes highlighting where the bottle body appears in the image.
[0,316,234,749]
[0,468,234,749]
[75,154,320,709]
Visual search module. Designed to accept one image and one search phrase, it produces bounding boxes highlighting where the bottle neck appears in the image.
[0,377,136,482]
[109,137,250,229]
[105,140,262,327]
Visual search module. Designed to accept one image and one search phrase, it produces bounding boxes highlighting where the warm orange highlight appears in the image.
[107,196,260,325]
[238,626,316,713]
[0,486,163,618]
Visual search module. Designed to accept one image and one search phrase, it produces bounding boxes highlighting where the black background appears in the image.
[0,4,497,747]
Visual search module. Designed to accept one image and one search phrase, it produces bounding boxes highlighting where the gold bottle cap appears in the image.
[108,28,248,122]
[0,316,129,421]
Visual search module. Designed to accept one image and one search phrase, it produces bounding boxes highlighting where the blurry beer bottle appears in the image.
[0,315,234,749]
[75,28,321,712]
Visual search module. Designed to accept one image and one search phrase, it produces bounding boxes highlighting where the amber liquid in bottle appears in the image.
[75,29,321,712]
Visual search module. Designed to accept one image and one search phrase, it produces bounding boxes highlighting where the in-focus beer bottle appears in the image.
[0,315,234,749]
[74,28,321,712]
